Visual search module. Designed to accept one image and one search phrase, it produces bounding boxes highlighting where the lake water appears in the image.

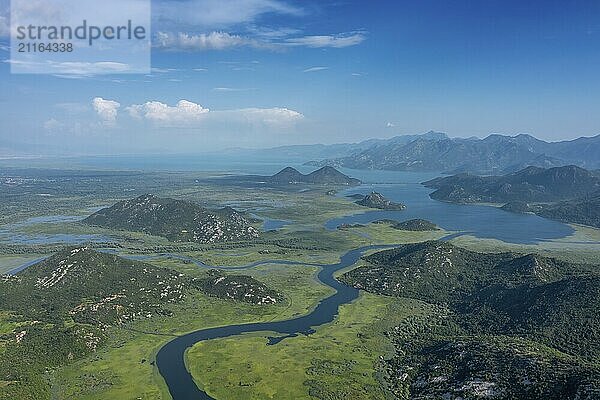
[0,215,113,245]
[325,169,575,245]
[249,213,291,231]
[0,166,575,246]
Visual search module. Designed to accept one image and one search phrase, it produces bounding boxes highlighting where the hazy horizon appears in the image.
[2,0,600,155]
[3,129,600,158]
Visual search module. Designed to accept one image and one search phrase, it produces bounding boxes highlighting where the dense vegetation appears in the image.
[391,219,438,231]
[199,270,283,305]
[425,165,600,203]
[536,194,600,228]
[84,194,260,243]
[355,192,406,210]
[0,247,281,399]
[341,241,600,398]
[425,165,600,228]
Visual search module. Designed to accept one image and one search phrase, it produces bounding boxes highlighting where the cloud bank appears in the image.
[48,98,304,131]
[127,100,210,124]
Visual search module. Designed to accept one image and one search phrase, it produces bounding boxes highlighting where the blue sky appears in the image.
[1,0,600,155]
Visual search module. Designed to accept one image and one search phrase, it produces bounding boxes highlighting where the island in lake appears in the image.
[354,191,406,210]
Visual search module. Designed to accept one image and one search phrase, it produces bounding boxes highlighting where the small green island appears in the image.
[355,191,406,210]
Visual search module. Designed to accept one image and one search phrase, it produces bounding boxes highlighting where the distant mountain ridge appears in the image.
[84,194,260,243]
[268,166,361,185]
[424,165,600,228]
[424,165,600,203]
[308,132,600,174]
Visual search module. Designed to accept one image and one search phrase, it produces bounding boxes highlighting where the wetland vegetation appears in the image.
[0,166,598,400]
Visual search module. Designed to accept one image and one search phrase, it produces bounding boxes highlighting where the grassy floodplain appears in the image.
[186,294,437,400]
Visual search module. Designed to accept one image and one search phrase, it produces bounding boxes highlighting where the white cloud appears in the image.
[4,59,134,75]
[151,67,181,73]
[155,31,268,51]
[155,30,367,52]
[127,100,210,125]
[232,107,303,126]
[249,26,301,39]
[153,0,303,30]
[92,97,120,124]
[126,99,302,127]
[386,122,395,128]
[44,97,304,136]
[212,87,255,92]
[303,66,328,73]
[285,32,366,48]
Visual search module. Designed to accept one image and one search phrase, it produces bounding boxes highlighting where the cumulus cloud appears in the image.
[92,97,121,124]
[45,98,304,137]
[126,99,302,127]
[127,100,210,125]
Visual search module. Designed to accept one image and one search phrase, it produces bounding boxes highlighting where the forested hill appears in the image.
[341,241,600,399]
[84,194,260,243]
[423,165,600,228]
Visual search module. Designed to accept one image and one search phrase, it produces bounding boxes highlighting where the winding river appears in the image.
[155,244,397,400]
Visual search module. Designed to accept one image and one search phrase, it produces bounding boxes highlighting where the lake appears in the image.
[325,169,575,245]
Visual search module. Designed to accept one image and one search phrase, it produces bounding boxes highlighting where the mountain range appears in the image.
[424,165,600,203]
[307,132,600,174]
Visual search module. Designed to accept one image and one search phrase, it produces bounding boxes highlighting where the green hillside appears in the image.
[341,241,600,399]
[83,194,260,243]
[0,247,281,399]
